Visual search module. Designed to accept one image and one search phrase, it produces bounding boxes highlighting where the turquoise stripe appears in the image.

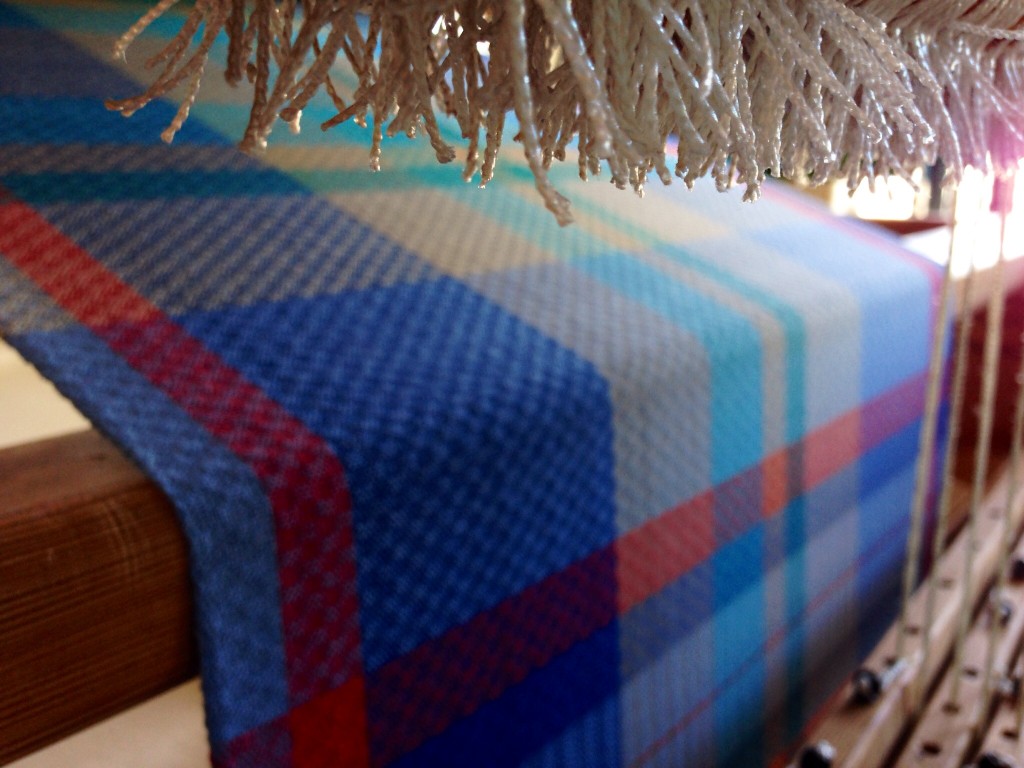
[569,251,762,483]
[288,164,528,195]
[190,103,377,149]
[191,101,473,157]
[655,245,805,444]
[13,2,192,37]
[713,527,767,767]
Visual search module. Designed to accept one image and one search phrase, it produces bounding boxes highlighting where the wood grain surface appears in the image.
[0,430,197,765]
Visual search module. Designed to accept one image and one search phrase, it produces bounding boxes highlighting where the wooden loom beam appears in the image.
[0,430,198,765]
[894,533,1024,766]
[975,654,1024,765]
[797,458,1024,768]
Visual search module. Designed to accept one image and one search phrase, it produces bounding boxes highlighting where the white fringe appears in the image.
[107,0,1024,224]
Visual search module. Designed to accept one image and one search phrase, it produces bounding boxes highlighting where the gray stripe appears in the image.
[35,196,440,316]
[466,262,712,534]
[0,144,256,174]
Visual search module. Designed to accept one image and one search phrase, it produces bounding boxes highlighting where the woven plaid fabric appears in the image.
[1,2,944,766]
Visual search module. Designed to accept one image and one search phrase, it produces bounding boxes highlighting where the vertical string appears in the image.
[951,181,1009,706]
[1012,307,1024,736]
[981,179,1015,706]
[920,192,972,686]
[896,205,957,661]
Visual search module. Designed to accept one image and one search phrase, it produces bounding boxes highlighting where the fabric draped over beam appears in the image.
[0,1,947,764]
[108,0,1024,224]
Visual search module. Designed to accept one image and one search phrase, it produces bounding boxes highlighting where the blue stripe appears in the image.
[782,495,807,739]
[394,623,622,768]
[175,277,618,671]
[859,418,921,545]
[521,694,620,768]
[751,223,934,400]
[0,95,230,145]
[713,527,766,679]
[857,424,919,656]
[2,168,304,203]
[620,559,716,680]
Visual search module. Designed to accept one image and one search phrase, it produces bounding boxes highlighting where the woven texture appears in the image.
[0,3,943,766]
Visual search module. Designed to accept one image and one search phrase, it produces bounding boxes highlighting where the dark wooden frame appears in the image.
[0,430,197,764]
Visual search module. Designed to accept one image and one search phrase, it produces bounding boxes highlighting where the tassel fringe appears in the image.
[106,0,1024,225]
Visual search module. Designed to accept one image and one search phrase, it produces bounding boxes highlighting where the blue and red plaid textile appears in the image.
[0,2,944,765]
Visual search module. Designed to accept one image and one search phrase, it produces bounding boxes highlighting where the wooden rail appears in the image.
[0,430,197,765]
[794,457,1024,767]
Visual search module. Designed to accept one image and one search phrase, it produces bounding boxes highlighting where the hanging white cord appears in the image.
[920,192,973,687]
[951,193,1009,706]
[981,201,1014,707]
[896,216,958,661]
[1011,318,1024,736]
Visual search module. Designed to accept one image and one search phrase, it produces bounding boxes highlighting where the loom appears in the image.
[5,1,1024,767]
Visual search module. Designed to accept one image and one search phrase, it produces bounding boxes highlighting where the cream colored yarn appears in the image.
[108,0,1024,224]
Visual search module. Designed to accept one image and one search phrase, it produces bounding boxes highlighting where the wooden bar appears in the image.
[794,459,1024,768]
[859,218,949,237]
[975,656,1024,765]
[894,537,1024,767]
[0,430,197,765]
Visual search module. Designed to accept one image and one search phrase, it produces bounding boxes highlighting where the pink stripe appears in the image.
[861,371,927,451]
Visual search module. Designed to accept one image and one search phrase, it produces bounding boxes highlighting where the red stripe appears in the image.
[290,676,371,767]
[804,409,860,490]
[616,492,715,613]
[0,200,369,763]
